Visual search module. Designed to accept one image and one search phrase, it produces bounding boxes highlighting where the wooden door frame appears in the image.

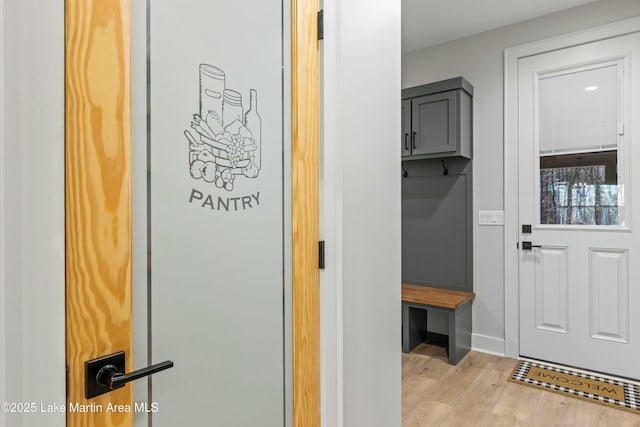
[65,1,133,425]
[503,16,640,360]
[65,1,320,426]
[291,0,320,425]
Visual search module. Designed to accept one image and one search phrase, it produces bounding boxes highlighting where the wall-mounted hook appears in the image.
[401,162,408,178]
[441,159,449,176]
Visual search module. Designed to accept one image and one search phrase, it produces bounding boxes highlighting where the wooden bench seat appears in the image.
[402,284,475,365]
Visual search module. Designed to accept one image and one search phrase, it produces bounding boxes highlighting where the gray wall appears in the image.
[338,0,402,426]
[0,1,66,426]
[402,0,640,354]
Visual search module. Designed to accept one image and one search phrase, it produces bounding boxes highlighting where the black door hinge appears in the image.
[318,10,324,41]
[319,240,325,270]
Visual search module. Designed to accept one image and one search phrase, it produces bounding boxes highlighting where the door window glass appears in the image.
[540,151,618,225]
[538,62,624,225]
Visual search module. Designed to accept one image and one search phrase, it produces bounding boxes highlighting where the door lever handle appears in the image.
[85,351,174,399]
[521,241,542,251]
[98,360,173,389]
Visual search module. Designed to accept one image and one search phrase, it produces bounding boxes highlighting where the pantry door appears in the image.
[517,31,640,379]
[65,1,319,426]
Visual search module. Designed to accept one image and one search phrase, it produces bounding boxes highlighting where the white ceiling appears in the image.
[402,0,598,54]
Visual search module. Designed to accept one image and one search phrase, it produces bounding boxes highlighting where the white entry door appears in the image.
[518,32,640,379]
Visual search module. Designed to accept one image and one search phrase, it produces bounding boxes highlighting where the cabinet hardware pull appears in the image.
[412,132,417,150]
[404,133,409,150]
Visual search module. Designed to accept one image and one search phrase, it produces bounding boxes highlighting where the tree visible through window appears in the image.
[540,164,619,225]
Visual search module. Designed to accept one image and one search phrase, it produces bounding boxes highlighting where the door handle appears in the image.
[99,360,173,389]
[412,132,417,149]
[521,241,542,251]
[85,351,174,399]
[404,133,409,150]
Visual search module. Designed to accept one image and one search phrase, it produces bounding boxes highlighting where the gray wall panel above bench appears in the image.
[401,158,473,292]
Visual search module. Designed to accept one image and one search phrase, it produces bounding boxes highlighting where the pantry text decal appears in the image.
[184,64,262,211]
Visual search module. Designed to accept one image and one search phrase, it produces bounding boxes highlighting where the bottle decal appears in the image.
[243,89,261,178]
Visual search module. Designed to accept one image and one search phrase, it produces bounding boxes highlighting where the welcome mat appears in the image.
[508,360,640,414]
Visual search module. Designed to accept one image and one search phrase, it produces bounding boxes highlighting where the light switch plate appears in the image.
[479,210,504,225]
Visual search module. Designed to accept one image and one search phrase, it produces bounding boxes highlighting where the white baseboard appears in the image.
[472,333,505,357]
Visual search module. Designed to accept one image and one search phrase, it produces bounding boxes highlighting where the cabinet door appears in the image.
[401,99,412,157]
[411,91,457,156]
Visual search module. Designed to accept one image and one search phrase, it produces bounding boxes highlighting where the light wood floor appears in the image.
[402,343,640,426]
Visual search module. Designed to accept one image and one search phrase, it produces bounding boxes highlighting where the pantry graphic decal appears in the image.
[184,64,262,193]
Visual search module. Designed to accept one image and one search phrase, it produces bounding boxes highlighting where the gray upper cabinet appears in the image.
[402,77,473,160]
[412,92,456,156]
[401,100,412,156]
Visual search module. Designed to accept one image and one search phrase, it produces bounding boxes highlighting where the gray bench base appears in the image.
[402,301,472,365]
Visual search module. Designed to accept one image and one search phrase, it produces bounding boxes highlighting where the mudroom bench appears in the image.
[402,283,475,365]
